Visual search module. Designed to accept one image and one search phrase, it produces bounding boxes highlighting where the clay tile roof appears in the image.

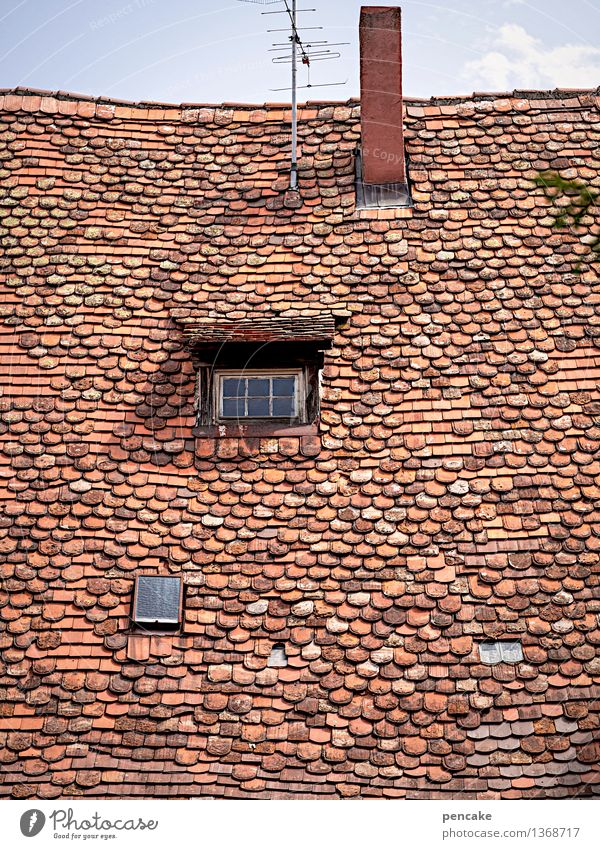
[0,81,599,801]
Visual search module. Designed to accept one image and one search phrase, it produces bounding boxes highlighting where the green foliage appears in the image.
[533,170,599,270]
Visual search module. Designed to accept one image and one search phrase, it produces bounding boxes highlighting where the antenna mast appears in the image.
[237,0,347,190]
[290,0,298,189]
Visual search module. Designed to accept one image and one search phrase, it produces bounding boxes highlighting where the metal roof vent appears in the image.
[132,576,182,628]
[268,643,288,668]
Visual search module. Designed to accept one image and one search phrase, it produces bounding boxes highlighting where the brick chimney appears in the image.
[359,5,406,187]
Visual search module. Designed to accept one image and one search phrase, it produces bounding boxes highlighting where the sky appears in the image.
[0,0,598,104]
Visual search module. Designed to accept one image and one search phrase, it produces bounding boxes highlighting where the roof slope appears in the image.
[0,86,599,799]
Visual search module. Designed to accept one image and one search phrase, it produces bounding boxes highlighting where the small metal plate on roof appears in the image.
[133,576,181,625]
[355,149,412,210]
[498,640,523,663]
[479,642,502,665]
[267,643,288,668]
[479,640,523,665]
[356,179,412,209]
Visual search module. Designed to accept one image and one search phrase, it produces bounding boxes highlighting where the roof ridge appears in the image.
[0,84,598,115]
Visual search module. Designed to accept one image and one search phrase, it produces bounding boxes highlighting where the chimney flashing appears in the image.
[355,149,412,210]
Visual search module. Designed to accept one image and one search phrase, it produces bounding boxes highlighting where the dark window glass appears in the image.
[272,377,296,395]
[222,377,244,398]
[247,378,270,397]
[219,373,298,419]
[222,398,245,417]
[248,397,270,417]
[272,396,295,416]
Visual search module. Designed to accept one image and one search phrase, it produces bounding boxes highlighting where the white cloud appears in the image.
[464,23,600,90]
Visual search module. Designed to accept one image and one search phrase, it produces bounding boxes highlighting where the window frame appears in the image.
[214,367,305,423]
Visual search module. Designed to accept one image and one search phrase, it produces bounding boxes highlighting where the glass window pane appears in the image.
[272,377,296,396]
[272,396,295,417]
[222,398,245,417]
[222,378,244,398]
[247,378,270,397]
[247,397,270,417]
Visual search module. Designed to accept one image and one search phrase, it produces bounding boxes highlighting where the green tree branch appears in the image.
[533,170,599,270]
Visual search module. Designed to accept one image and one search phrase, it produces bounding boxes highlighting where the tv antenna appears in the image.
[237,0,348,190]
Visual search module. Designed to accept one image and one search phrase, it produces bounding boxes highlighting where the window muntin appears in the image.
[216,369,303,421]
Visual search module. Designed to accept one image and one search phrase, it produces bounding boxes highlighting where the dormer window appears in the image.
[197,351,317,431]
[174,312,340,437]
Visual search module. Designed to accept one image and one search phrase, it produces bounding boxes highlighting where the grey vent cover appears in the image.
[133,576,182,625]
[268,643,288,668]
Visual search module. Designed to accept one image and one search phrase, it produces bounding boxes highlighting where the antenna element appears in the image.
[237,0,348,190]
